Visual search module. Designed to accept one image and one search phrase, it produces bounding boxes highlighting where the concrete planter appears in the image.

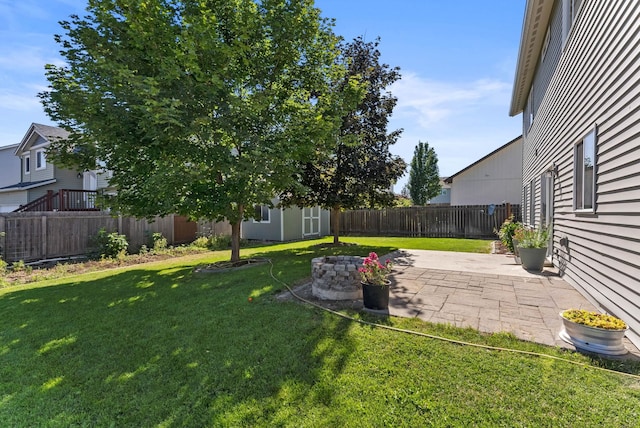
[518,246,546,272]
[559,312,628,356]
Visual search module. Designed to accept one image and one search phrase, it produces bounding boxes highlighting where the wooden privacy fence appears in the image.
[0,212,231,263]
[339,204,521,239]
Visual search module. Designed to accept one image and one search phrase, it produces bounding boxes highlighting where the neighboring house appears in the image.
[427,178,451,205]
[510,0,640,348]
[242,198,330,241]
[0,123,110,212]
[0,144,20,188]
[445,136,523,206]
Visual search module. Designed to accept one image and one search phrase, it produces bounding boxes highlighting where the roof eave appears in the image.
[509,0,554,116]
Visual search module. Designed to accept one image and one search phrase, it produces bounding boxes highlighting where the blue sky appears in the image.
[0,0,525,190]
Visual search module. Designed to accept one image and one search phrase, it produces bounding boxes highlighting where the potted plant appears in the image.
[495,215,523,255]
[358,252,393,310]
[559,309,628,356]
[516,224,550,272]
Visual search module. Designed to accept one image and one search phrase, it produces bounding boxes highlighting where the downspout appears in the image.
[280,207,284,242]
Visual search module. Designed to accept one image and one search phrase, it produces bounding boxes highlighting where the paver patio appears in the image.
[384,249,640,358]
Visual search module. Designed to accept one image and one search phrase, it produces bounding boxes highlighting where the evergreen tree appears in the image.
[408,141,441,205]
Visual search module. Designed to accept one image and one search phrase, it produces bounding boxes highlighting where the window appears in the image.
[562,0,582,45]
[528,90,535,128]
[541,27,550,62]
[523,184,529,224]
[529,179,535,227]
[35,149,46,170]
[574,126,596,212]
[24,155,30,174]
[253,205,270,223]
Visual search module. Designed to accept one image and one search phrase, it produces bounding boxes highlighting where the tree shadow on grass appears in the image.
[0,243,395,426]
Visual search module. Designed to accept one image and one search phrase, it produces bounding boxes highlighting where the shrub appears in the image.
[93,228,129,259]
[151,232,168,252]
[10,260,32,274]
[208,234,232,250]
[191,236,210,248]
[191,234,232,250]
[495,215,522,253]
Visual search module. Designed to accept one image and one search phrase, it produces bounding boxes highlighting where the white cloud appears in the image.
[391,72,512,128]
[0,92,41,111]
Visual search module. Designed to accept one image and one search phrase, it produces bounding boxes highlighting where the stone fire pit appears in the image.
[311,255,363,300]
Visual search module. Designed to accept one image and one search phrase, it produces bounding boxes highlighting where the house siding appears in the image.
[0,191,27,212]
[450,137,523,206]
[0,144,20,188]
[523,0,640,347]
[24,136,55,183]
[283,206,303,241]
[242,205,282,241]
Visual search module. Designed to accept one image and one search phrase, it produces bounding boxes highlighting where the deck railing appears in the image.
[13,189,100,212]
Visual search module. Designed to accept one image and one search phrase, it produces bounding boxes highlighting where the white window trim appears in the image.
[24,155,30,174]
[35,149,46,171]
[562,0,582,48]
[253,205,271,223]
[573,125,597,213]
[541,27,550,63]
[529,179,535,227]
[528,89,534,130]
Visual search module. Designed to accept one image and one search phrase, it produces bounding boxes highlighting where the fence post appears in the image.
[41,215,47,259]
[0,215,5,261]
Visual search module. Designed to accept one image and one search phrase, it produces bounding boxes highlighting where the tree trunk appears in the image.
[230,221,241,262]
[331,206,341,244]
[230,204,244,262]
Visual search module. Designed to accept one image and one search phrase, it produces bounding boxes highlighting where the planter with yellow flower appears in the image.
[559,309,629,356]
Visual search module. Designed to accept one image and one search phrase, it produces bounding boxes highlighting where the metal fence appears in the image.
[339,204,521,239]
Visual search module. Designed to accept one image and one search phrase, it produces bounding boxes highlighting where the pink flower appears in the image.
[359,252,393,286]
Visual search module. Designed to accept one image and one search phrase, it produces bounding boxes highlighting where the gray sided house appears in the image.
[427,178,451,205]
[0,123,110,212]
[242,199,330,241]
[0,143,20,188]
[510,0,640,347]
[445,136,523,206]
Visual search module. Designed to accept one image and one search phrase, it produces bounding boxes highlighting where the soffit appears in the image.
[509,0,554,116]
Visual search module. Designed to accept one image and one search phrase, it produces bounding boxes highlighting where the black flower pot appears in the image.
[362,281,390,310]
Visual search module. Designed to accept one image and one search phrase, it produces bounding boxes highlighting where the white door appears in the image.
[303,207,320,237]
[83,171,98,208]
[83,171,97,191]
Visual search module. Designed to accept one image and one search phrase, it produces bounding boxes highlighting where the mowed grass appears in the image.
[1,238,639,426]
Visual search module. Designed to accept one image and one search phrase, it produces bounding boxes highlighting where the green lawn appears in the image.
[1,238,639,426]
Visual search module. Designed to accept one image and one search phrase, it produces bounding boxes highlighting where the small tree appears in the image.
[282,36,406,243]
[40,0,344,262]
[407,141,441,205]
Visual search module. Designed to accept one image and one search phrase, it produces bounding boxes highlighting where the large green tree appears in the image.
[40,0,347,261]
[282,36,406,244]
[407,141,441,205]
